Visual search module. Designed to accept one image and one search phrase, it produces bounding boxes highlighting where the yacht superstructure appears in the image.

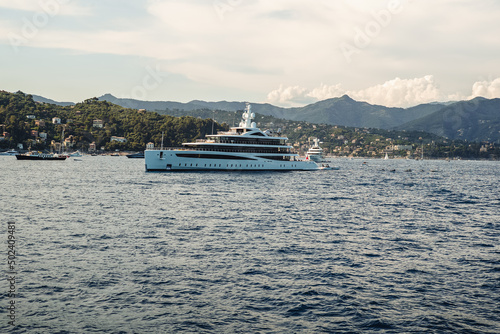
[145,104,318,171]
[306,138,324,162]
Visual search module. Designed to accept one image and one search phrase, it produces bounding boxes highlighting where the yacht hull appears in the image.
[145,150,318,172]
[15,154,67,160]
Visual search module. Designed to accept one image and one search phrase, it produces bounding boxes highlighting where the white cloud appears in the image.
[351,76,441,107]
[267,85,312,106]
[267,76,443,108]
[1,1,500,103]
[0,0,91,16]
[470,78,500,99]
[308,83,347,101]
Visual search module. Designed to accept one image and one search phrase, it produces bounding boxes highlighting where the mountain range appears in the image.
[32,94,76,107]
[395,97,500,143]
[96,93,447,129]
[31,93,500,143]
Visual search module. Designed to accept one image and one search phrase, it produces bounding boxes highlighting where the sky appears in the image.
[0,0,499,108]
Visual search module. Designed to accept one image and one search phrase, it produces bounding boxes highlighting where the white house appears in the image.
[110,136,127,143]
[394,145,413,151]
[93,120,104,128]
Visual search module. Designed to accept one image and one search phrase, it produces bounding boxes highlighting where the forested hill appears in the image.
[97,93,447,130]
[0,91,228,151]
[396,97,500,142]
[3,90,498,159]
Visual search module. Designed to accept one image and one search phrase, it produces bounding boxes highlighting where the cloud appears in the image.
[470,78,500,99]
[0,0,91,16]
[267,76,443,108]
[308,83,348,101]
[352,76,441,107]
[267,85,313,106]
[1,1,500,104]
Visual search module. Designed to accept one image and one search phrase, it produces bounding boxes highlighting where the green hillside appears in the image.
[0,91,227,152]
[98,94,445,129]
[397,97,500,143]
[2,90,498,159]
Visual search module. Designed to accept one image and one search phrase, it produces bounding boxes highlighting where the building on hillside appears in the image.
[64,136,75,148]
[394,145,413,151]
[93,120,104,128]
[51,141,62,152]
[110,136,127,143]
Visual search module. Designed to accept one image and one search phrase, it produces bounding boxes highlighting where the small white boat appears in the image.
[306,138,324,162]
[318,163,339,170]
[0,149,19,156]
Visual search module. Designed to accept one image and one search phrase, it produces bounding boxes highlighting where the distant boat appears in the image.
[384,153,389,160]
[0,149,19,156]
[16,152,67,160]
[306,138,324,162]
[318,163,339,170]
[69,150,83,157]
[126,152,145,159]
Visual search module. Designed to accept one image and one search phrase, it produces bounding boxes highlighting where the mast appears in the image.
[212,110,215,135]
[60,126,65,154]
[239,103,256,128]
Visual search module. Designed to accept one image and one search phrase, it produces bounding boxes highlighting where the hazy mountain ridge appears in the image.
[96,94,445,128]
[396,97,500,142]
[286,95,446,129]
[32,94,75,107]
[32,93,500,143]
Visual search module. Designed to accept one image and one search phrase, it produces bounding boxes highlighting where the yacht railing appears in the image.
[147,147,296,154]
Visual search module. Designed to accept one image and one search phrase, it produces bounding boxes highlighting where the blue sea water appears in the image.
[1,156,499,333]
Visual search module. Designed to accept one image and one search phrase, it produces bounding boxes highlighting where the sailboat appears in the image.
[384,152,389,160]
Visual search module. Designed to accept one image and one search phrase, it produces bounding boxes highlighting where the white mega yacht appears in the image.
[306,138,324,162]
[145,104,318,172]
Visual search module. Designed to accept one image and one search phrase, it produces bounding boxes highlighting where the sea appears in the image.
[1,156,499,333]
